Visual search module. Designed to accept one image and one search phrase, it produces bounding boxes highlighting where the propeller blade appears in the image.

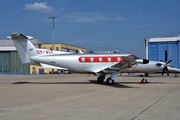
[165,50,167,62]
[161,66,168,76]
[166,60,172,65]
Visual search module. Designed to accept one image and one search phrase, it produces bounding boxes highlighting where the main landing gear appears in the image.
[97,75,115,85]
[106,77,114,84]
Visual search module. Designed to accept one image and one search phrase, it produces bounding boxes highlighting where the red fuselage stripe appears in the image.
[78,56,123,63]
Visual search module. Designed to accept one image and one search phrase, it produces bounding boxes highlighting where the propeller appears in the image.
[161,50,172,76]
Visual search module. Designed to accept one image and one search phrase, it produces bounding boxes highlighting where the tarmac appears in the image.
[0,74,180,120]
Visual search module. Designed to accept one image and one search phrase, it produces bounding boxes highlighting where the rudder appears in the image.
[9,33,37,64]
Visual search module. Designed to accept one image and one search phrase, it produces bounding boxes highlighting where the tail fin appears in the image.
[8,32,71,64]
[9,33,38,64]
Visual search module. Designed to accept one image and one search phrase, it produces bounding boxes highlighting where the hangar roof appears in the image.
[145,36,180,59]
[145,36,180,42]
[0,39,41,46]
[0,39,41,51]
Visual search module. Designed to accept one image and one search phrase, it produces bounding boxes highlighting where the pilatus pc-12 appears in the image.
[8,33,149,85]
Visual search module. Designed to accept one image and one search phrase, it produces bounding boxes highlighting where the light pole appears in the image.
[49,16,57,50]
[49,16,57,74]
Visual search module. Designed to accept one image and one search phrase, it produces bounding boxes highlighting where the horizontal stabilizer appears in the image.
[8,33,34,40]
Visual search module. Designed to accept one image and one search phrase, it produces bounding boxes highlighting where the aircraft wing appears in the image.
[156,66,180,73]
[95,56,142,74]
[40,63,68,70]
[167,67,180,73]
[112,56,136,69]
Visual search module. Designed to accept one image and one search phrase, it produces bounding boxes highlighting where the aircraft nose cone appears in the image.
[143,59,149,64]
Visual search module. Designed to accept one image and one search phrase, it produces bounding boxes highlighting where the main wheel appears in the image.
[106,77,114,85]
[97,75,105,83]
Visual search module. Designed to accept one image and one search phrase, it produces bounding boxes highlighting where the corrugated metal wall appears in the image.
[0,51,30,74]
[148,41,180,68]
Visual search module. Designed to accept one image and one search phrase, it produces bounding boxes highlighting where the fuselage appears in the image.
[120,61,165,74]
[30,53,137,73]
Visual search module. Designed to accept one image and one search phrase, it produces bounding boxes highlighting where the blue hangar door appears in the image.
[148,41,180,68]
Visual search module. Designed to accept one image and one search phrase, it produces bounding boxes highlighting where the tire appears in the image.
[106,77,114,85]
[97,75,105,83]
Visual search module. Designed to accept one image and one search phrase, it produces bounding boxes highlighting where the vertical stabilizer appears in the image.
[8,32,71,64]
[9,33,37,64]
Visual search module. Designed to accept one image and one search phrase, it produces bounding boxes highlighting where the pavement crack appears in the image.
[131,85,179,120]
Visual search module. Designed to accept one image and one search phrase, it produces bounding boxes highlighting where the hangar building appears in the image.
[0,39,86,74]
[145,36,180,68]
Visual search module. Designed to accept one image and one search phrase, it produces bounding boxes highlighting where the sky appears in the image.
[0,0,180,58]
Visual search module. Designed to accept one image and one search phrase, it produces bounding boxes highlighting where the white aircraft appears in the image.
[120,61,180,82]
[120,49,180,82]
[8,32,150,85]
